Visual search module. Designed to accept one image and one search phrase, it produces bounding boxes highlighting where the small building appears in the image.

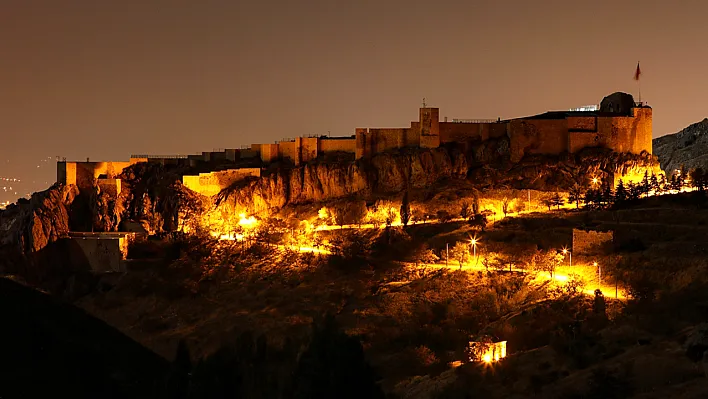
[467,340,507,363]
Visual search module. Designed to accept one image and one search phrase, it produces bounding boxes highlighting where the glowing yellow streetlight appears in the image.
[592,177,599,185]
[470,236,479,265]
[562,247,572,267]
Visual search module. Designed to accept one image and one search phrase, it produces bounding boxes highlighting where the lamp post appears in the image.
[562,248,572,267]
[470,237,478,266]
[593,261,600,290]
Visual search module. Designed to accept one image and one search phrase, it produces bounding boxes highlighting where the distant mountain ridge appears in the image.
[653,118,708,172]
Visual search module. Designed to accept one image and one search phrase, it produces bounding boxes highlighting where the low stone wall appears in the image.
[69,232,139,273]
[572,229,613,256]
[183,168,262,197]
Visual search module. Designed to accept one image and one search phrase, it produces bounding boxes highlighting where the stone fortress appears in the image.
[57,92,652,197]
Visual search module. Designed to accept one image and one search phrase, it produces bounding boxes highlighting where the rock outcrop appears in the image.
[653,118,708,172]
[0,184,79,276]
[217,147,469,214]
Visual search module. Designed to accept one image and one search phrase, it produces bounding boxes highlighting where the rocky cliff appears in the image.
[216,147,470,214]
[653,118,708,172]
[0,184,79,278]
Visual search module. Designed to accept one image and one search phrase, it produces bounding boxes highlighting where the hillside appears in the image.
[653,118,708,172]
[0,277,168,399]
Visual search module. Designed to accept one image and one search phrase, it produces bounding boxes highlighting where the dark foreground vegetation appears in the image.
[6,191,708,398]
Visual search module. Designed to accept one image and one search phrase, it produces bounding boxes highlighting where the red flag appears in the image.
[634,62,641,81]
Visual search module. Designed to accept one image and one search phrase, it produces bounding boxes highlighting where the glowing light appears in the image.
[562,248,568,255]
[483,354,492,363]
[592,178,599,184]
[593,261,598,267]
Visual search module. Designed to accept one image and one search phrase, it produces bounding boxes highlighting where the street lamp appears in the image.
[562,247,572,267]
[593,261,600,289]
[591,177,599,186]
[470,236,479,266]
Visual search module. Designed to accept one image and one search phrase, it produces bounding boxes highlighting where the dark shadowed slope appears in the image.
[653,118,708,172]
[0,277,168,399]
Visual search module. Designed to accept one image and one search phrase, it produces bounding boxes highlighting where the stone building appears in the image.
[56,92,654,190]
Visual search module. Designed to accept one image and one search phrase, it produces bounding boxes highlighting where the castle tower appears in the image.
[419,107,440,148]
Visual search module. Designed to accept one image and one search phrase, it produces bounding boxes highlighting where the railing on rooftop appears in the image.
[130,154,189,159]
[450,119,497,124]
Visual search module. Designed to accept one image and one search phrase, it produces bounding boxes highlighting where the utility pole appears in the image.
[528,190,531,212]
[446,243,449,267]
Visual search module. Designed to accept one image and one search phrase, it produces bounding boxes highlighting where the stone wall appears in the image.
[69,232,136,273]
[508,119,568,162]
[320,137,356,153]
[57,160,139,190]
[98,178,121,197]
[182,168,261,197]
[572,229,614,256]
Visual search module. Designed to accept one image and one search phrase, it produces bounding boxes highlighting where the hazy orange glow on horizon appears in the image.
[1,0,707,203]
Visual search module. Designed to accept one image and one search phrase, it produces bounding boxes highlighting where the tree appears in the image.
[691,168,707,192]
[641,170,650,197]
[534,250,563,278]
[679,165,689,190]
[436,210,452,224]
[614,179,627,207]
[291,314,385,399]
[601,184,614,207]
[450,242,471,268]
[501,197,511,217]
[385,207,397,227]
[649,173,660,195]
[400,191,411,226]
[568,183,583,209]
[460,201,472,220]
[658,173,668,194]
[627,182,640,201]
[550,193,564,209]
[346,201,368,228]
[542,198,554,211]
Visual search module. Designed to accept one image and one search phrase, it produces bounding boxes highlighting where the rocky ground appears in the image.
[653,118,708,173]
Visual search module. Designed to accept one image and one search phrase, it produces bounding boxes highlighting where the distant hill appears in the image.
[0,277,168,399]
[653,118,708,173]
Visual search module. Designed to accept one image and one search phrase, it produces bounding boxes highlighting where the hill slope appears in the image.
[653,118,708,172]
[0,277,168,399]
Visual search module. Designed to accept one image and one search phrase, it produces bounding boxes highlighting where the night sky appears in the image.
[1,0,707,204]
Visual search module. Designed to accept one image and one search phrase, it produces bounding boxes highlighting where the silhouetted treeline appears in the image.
[159,313,385,399]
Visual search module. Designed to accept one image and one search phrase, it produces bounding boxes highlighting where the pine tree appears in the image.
[400,191,411,226]
[670,174,678,192]
[614,179,627,206]
[628,182,641,201]
[650,173,659,195]
[679,165,688,190]
[641,170,650,197]
[659,173,668,194]
[601,184,614,208]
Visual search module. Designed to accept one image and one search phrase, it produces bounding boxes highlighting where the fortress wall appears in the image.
[260,144,279,163]
[487,123,508,140]
[97,178,121,197]
[568,116,597,132]
[406,122,421,146]
[57,162,76,186]
[301,137,319,162]
[320,138,356,153]
[60,161,135,190]
[439,123,484,143]
[596,107,652,155]
[182,168,261,197]
[370,128,407,153]
[278,141,300,164]
[508,119,568,162]
[569,132,607,153]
